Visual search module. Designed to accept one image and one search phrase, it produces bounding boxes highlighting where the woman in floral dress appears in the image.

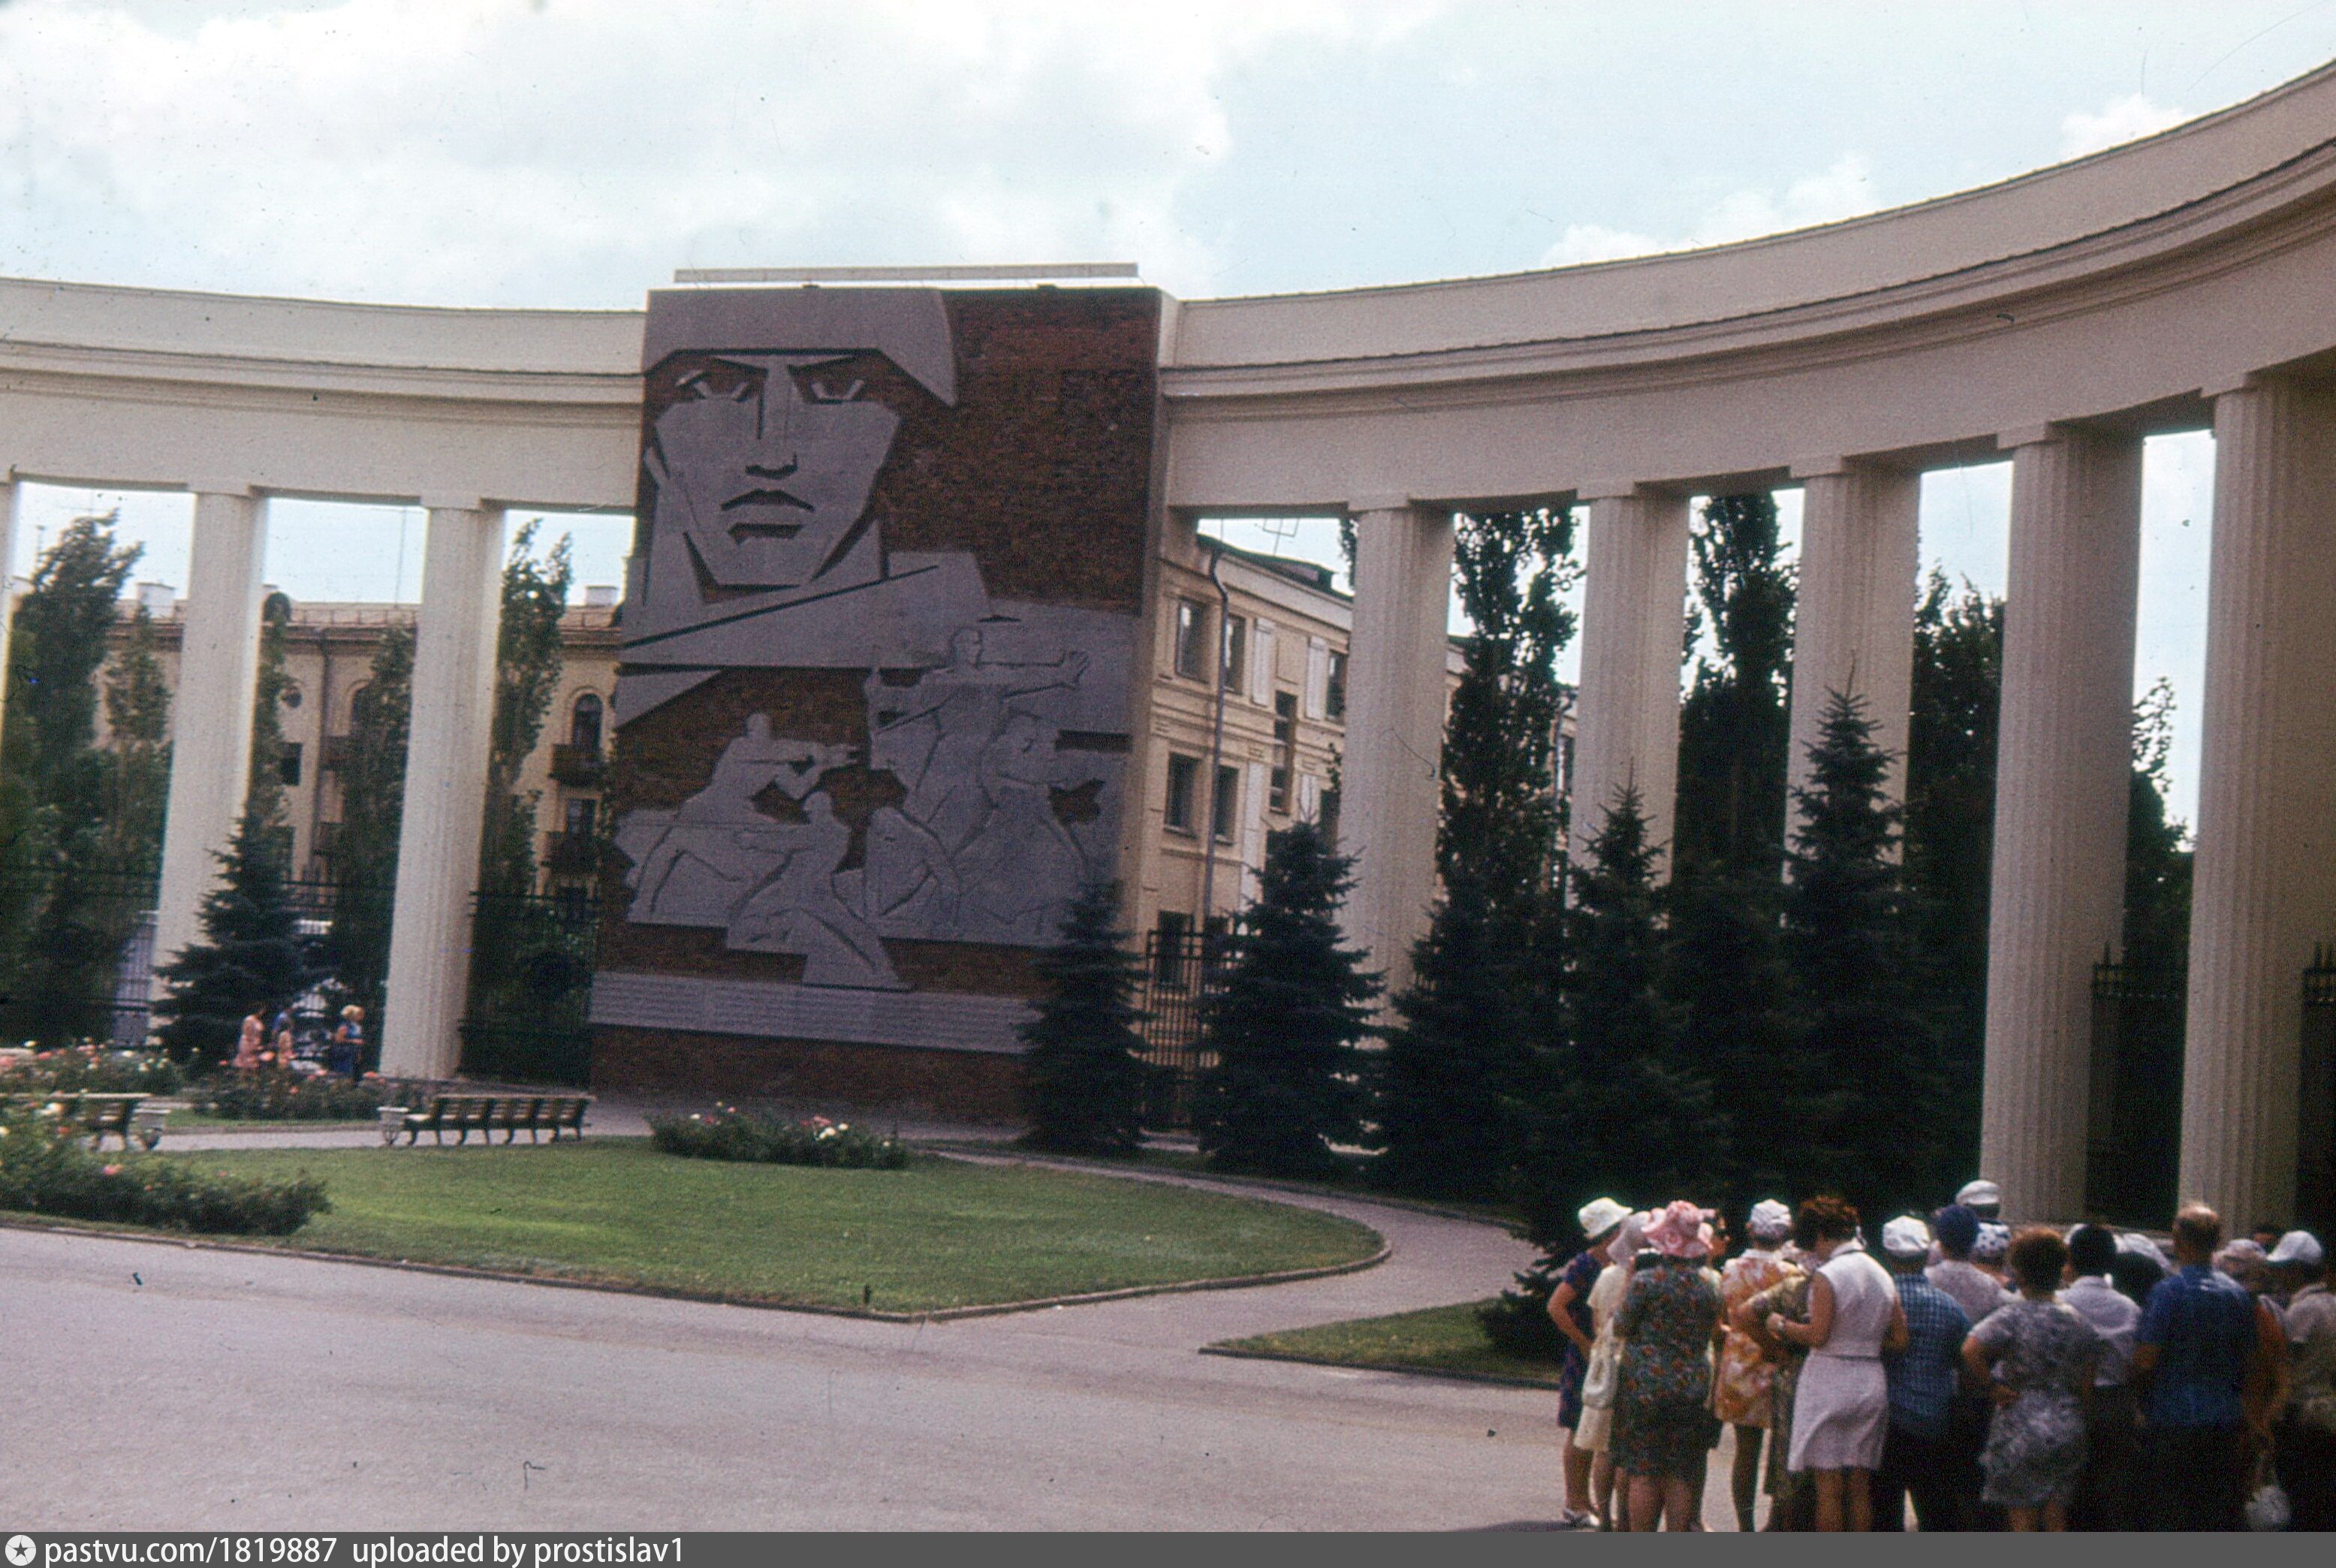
[1714,1199,1795,1530]
[1961,1226,2102,1531]
[1611,1201,1725,1531]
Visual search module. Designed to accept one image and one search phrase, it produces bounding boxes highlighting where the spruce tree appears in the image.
[153,813,316,1066]
[1492,789,1725,1352]
[1019,882,1153,1156]
[1782,689,1940,1214]
[243,591,295,831]
[1378,506,1572,1201]
[1194,820,1381,1177]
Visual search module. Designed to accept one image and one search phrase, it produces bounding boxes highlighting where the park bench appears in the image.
[381,1092,592,1146]
[0,1091,164,1151]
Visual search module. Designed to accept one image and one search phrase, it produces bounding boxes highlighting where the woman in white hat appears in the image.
[1548,1197,1629,1528]
[1573,1211,1647,1529]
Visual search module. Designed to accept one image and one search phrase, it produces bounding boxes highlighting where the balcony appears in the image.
[549,742,606,787]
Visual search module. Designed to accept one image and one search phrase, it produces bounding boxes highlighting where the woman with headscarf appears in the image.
[1771,1195,1909,1531]
[1610,1201,1726,1530]
[1714,1199,1795,1531]
[1573,1211,1646,1530]
[1548,1197,1629,1529]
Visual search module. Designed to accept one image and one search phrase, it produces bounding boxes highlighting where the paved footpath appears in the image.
[0,1130,1670,1530]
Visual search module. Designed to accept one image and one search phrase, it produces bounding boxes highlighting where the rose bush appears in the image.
[647,1106,908,1169]
[0,1108,327,1234]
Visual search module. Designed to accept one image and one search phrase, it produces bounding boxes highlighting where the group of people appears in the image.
[231,1003,366,1078]
[1547,1182,2336,1530]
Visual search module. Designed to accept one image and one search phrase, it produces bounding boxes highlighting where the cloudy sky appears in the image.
[11,0,2336,823]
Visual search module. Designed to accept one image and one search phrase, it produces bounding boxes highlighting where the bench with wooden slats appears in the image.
[382,1093,592,1146]
[0,1091,161,1151]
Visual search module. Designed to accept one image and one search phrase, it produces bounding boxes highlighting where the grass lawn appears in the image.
[1209,1299,1565,1387]
[164,1111,378,1129]
[119,1139,1382,1313]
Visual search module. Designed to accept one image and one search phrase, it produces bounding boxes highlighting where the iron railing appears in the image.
[2087,958,2187,1225]
[1136,929,1229,1128]
[460,890,601,1087]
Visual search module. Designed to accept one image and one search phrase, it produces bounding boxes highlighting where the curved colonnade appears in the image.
[8,62,2336,1224]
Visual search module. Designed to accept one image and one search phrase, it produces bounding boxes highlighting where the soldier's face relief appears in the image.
[655,360,900,591]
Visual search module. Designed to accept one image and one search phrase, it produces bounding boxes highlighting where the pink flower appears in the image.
[102,1165,122,1177]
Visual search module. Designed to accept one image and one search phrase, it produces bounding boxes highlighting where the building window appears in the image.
[1269,766,1290,815]
[1326,650,1348,720]
[570,692,604,753]
[1153,910,1191,988]
[1174,599,1208,680]
[1212,764,1239,843]
[277,742,303,788]
[1322,786,1342,847]
[1165,753,1200,833]
[564,796,598,838]
[1221,614,1246,691]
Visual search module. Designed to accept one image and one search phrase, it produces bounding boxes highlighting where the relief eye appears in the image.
[808,377,866,404]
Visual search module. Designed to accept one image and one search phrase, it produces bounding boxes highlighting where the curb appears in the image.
[0,1207,1390,1325]
[1198,1342,1563,1391]
[928,1144,1523,1231]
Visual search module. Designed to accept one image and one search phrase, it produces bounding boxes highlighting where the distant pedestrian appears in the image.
[2270,1229,2334,1532]
[1714,1199,1796,1531]
[328,1003,366,1079]
[1548,1196,1627,1529]
[2131,1204,2285,1530]
[1962,1227,2102,1531]
[234,1011,265,1072]
[1873,1216,1970,1531]
[1955,1180,2002,1223]
[1774,1196,1907,1532]
[2060,1224,2142,1530]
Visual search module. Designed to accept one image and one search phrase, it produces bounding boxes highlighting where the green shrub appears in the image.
[648,1107,908,1169]
[193,1070,388,1121]
[0,1045,182,1096]
[0,1108,327,1234]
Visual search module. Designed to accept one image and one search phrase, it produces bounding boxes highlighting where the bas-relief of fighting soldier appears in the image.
[610,289,1131,991]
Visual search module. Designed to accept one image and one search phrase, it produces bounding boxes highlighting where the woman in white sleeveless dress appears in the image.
[1768,1196,1907,1531]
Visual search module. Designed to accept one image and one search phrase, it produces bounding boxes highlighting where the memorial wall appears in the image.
[590,286,1159,1111]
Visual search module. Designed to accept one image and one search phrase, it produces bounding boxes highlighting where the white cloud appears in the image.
[0,0,1427,304]
[2060,92,2190,158]
[1538,153,1879,267]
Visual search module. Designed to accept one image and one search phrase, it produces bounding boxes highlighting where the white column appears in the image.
[1340,501,1454,1000]
[380,502,508,1081]
[2180,378,2336,1229]
[1569,486,1690,872]
[152,487,268,981]
[1786,461,1920,824]
[1979,427,2143,1221]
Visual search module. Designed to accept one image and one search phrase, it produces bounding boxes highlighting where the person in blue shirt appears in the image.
[2130,1203,2287,1530]
[1873,1215,1972,1531]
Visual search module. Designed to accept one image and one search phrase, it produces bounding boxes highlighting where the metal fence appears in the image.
[1136,929,1228,1128]
[2087,960,2187,1225]
[459,890,601,1087]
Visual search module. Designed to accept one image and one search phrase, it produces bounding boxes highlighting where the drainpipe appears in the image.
[1198,540,1233,952]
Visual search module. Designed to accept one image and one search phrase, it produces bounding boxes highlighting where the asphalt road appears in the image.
[0,1171,1617,1531]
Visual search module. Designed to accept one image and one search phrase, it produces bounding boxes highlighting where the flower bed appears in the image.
[193,1069,389,1121]
[0,1045,182,1096]
[647,1107,908,1169]
[0,1108,327,1235]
